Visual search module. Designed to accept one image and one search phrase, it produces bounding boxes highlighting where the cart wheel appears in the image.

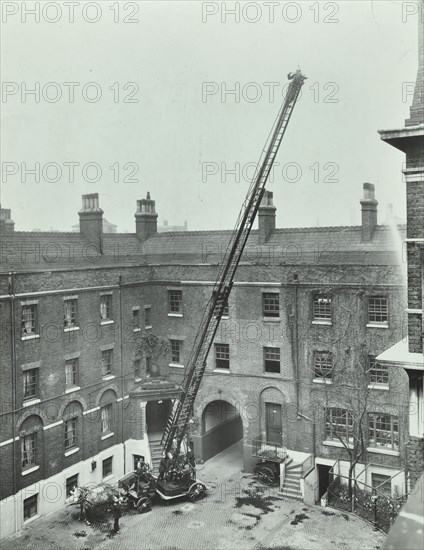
[257,466,275,485]
[136,497,151,513]
[188,482,206,501]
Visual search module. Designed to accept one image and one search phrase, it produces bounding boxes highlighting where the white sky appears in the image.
[1,0,420,232]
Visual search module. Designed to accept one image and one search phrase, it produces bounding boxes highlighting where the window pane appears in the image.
[215,344,230,369]
[23,495,38,520]
[102,456,113,477]
[102,350,112,376]
[23,369,38,399]
[314,351,333,379]
[264,347,280,373]
[313,295,332,320]
[170,340,182,363]
[65,359,78,387]
[66,474,79,497]
[64,418,77,449]
[21,433,36,468]
[64,299,77,328]
[368,297,388,324]
[168,290,182,313]
[100,295,112,320]
[263,293,279,317]
[368,356,389,385]
[22,305,37,335]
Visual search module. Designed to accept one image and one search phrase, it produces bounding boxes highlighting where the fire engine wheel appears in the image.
[188,482,206,501]
[257,466,275,485]
[136,497,151,513]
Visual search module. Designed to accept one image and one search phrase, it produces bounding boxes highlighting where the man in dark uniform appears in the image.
[111,497,122,534]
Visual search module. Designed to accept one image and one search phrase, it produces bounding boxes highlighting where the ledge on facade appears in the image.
[21,465,40,476]
[23,398,41,408]
[323,440,354,450]
[377,338,424,371]
[367,446,400,457]
[64,446,80,457]
[367,384,389,391]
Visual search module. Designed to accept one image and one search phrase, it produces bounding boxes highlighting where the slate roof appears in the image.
[0,225,406,273]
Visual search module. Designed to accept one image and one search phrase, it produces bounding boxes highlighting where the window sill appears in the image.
[367,384,389,391]
[264,371,281,376]
[221,315,229,320]
[22,465,40,476]
[262,317,280,322]
[102,375,115,381]
[65,386,81,394]
[169,363,184,368]
[312,320,332,326]
[133,327,141,333]
[64,447,80,457]
[366,323,388,329]
[23,398,41,408]
[64,326,80,333]
[102,473,114,482]
[101,432,114,441]
[101,320,114,326]
[23,514,40,525]
[145,325,152,330]
[21,334,40,341]
[367,447,399,457]
[168,313,183,318]
[313,378,333,385]
[323,440,354,450]
[213,368,230,374]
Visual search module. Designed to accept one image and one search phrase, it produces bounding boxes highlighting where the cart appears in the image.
[117,470,157,513]
[252,435,288,485]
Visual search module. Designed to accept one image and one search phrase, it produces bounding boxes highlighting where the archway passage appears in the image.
[199,400,243,461]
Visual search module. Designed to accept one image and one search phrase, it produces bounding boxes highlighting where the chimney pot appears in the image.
[258,190,276,244]
[135,193,158,240]
[78,193,103,252]
[360,183,378,242]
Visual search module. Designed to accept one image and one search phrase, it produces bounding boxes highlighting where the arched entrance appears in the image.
[199,400,243,461]
[146,399,173,436]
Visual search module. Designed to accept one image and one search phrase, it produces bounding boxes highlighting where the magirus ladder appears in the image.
[161,70,307,457]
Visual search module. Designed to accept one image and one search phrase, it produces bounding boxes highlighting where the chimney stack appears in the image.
[258,190,276,244]
[78,193,103,253]
[360,183,378,242]
[135,192,158,240]
[0,207,15,234]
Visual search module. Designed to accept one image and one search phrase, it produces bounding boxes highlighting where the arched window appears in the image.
[63,401,83,453]
[19,415,43,473]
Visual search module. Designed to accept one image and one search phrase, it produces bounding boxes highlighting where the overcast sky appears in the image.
[1,0,420,232]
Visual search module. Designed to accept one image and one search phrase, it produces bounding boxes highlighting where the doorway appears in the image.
[317,464,332,500]
[265,402,282,445]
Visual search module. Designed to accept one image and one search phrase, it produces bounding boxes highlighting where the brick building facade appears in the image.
[0,181,409,536]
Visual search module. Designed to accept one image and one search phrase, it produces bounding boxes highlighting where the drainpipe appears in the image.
[118,275,126,474]
[8,272,17,532]
[290,275,300,415]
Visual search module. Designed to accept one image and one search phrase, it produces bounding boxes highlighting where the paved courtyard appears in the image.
[3,442,386,550]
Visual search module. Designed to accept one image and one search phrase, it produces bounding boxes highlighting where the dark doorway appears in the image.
[265,402,282,445]
[146,399,172,435]
[318,464,332,499]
